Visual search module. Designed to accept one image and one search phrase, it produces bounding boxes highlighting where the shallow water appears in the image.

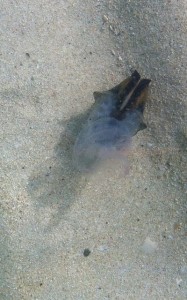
[1,0,186,299]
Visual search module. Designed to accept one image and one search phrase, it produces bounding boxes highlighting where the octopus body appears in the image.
[73,70,151,172]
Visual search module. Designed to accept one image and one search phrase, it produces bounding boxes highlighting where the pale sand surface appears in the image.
[1,1,186,299]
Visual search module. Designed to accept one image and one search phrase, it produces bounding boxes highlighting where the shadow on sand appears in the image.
[27,109,91,231]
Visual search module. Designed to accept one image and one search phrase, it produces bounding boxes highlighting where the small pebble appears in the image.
[83,248,91,257]
[109,25,114,31]
[102,15,109,23]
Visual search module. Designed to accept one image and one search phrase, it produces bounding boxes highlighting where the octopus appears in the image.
[73,70,151,172]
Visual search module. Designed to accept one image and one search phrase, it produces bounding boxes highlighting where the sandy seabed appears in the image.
[1,0,187,299]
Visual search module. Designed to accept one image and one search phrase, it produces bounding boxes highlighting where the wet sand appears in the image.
[1,0,186,299]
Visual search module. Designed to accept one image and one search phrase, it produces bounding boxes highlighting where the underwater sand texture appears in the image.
[1,0,186,299]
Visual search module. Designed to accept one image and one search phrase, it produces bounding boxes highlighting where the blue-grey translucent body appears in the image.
[73,92,144,172]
